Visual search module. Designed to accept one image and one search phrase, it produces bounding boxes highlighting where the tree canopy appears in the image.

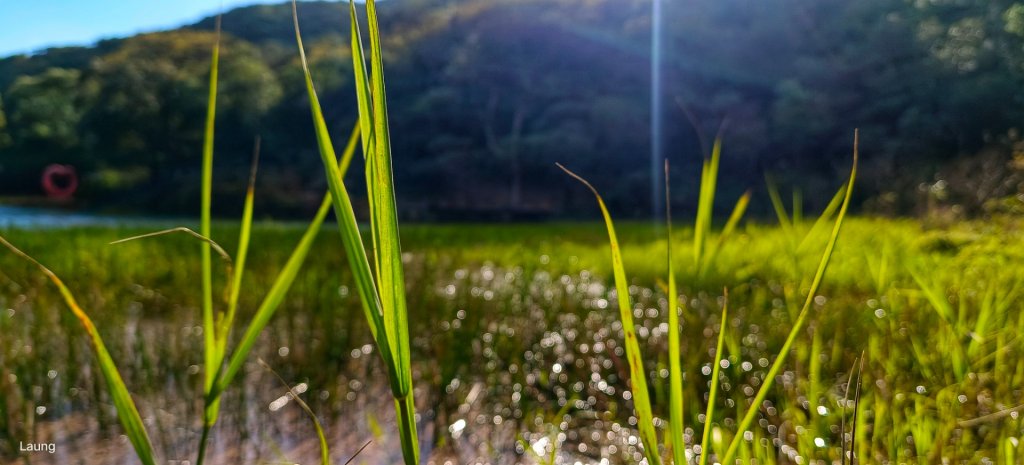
[0,0,1022,218]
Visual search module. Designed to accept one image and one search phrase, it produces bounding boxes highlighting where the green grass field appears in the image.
[2,216,1023,463]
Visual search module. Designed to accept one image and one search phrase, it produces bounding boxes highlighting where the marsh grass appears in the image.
[292,0,419,462]
[558,131,857,464]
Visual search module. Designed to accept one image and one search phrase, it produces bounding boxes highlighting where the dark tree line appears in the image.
[1,0,1023,218]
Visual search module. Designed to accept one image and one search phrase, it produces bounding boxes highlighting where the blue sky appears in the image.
[0,0,304,57]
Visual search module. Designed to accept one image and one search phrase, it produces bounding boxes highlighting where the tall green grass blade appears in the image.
[765,175,793,234]
[213,191,331,398]
[200,15,221,411]
[0,237,158,465]
[348,0,382,288]
[295,2,419,462]
[195,21,222,464]
[693,138,721,274]
[699,290,727,465]
[721,131,858,465]
[291,1,393,369]
[665,160,686,465]
[357,1,419,461]
[558,163,662,465]
[221,137,260,363]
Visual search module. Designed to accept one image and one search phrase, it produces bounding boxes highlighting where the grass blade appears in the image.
[213,191,330,397]
[849,353,865,465]
[110,227,232,267]
[720,130,858,465]
[699,289,728,465]
[665,160,686,465]
[765,174,793,235]
[349,0,382,288]
[797,185,846,253]
[693,138,721,275]
[195,20,222,464]
[259,358,331,465]
[558,163,663,465]
[0,237,158,465]
[221,137,261,361]
[357,1,419,461]
[200,14,221,414]
[365,0,413,396]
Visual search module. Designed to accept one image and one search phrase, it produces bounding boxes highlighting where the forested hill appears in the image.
[1,0,1023,219]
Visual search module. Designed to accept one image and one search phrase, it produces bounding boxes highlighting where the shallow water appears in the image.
[0,206,120,229]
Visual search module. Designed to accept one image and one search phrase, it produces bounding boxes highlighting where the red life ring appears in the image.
[41,164,79,199]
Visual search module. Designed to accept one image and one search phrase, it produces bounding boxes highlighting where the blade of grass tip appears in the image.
[221,136,260,361]
[349,0,383,289]
[0,236,157,465]
[292,0,395,375]
[111,227,233,267]
[558,163,663,465]
[849,352,865,465]
[765,174,793,235]
[212,123,360,399]
[702,190,750,279]
[797,185,846,253]
[258,358,330,465]
[721,129,858,465]
[665,159,686,465]
[365,0,413,392]
[699,289,728,465]
[693,138,721,274]
[840,354,858,465]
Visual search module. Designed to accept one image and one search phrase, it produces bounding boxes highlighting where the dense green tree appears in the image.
[80,30,282,209]
[6,68,89,153]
